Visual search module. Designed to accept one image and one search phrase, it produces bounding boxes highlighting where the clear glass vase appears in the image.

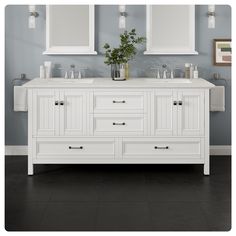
[111,64,120,80]
[111,64,126,80]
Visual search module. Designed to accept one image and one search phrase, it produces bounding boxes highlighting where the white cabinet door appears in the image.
[152,90,178,136]
[59,89,86,136]
[33,89,59,136]
[178,90,204,136]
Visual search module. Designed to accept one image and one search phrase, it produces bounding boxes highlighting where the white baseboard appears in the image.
[210,145,231,156]
[5,145,231,156]
[5,145,28,156]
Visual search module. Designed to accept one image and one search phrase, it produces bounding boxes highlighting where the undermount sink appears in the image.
[62,79,94,84]
[145,79,192,83]
[37,79,94,84]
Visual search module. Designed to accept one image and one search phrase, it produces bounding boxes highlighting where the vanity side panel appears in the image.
[204,89,210,175]
[27,89,33,175]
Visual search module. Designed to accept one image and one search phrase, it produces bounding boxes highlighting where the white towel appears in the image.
[14,86,28,111]
[210,86,225,112]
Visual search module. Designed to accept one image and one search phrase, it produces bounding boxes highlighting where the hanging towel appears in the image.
[210,86,225,112]
[14,86,27,111]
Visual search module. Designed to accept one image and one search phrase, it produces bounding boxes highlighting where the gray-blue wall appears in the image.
[5,5,231,145]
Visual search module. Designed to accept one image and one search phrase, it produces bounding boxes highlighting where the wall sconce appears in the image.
[207,5,215,29]
[28,5,39,29]
[119,5,127,29]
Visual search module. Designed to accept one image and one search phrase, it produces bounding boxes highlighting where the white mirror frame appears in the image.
[43,5,97,55]
[144,5,198,55]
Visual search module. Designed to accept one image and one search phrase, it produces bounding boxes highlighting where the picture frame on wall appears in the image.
[213,39,232,66]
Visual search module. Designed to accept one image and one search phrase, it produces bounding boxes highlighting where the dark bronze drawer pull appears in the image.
[113,122,126,125]
[178,101,183,105]
[69,146,83,149]
[173,101,177,105]
[113,100,126,103]
[55,101,59,105]
[60,101,64,105]
[154,146,169,149]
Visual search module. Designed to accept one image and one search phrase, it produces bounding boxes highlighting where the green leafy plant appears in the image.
[103,29,145,65]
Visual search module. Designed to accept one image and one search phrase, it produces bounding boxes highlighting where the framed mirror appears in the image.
[144,5,198,55]
[43,5,97,55]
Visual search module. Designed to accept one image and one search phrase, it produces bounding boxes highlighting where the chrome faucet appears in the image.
[151,64,175,79]
[162,64,168,79]
[161,64,174,79]
[69,64,75,79]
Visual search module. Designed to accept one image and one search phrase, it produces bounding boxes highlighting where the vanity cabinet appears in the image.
[152,89,204,136]
[32,89,87,137]
[25,79,213,176]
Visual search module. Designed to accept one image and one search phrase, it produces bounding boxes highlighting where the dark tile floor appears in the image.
[5,156,231,231]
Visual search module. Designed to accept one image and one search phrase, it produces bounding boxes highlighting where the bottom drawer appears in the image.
[35,138,115,159]
[122,138,204,159]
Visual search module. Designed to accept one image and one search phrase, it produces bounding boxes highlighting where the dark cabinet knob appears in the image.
[55,101,59,105]
[173,101,177,105]
[178,101,183,105]
[60,101,64,105]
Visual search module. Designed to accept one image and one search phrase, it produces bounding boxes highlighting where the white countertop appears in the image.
[23,78,215,89]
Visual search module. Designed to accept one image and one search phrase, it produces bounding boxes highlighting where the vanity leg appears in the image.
[204,160,210,175]
[204,90,210,176]
[28,158,34,175]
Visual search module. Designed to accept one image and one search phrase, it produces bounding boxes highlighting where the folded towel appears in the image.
[14,86,27,111]
[210,86,225,112]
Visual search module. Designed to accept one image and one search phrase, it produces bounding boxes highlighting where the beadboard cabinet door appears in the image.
[152,89,178,136]
[32,89,87,137]
[178,90,204,136]
[32,89,59,136]
[59,89,87,136]
[152,89,205,137]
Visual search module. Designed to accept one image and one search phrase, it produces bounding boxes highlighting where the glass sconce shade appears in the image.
[119,15,126,29]
[119,5,126,29]
[28,5,39,29]
[208,5,215,29]
[28,15,36,29]
[208,15,215,28]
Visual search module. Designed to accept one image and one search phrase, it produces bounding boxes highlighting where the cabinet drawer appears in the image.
[92,114,147,136]
[92,91,146,113]
[122,138,203,159]
[35,138,115,159]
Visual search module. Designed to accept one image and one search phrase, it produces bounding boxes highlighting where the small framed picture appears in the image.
[213,39,232,66]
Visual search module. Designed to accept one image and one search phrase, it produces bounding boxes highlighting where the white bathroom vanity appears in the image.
[23,78,214,175]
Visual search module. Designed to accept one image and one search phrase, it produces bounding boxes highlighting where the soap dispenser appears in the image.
[193,66,199,79]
